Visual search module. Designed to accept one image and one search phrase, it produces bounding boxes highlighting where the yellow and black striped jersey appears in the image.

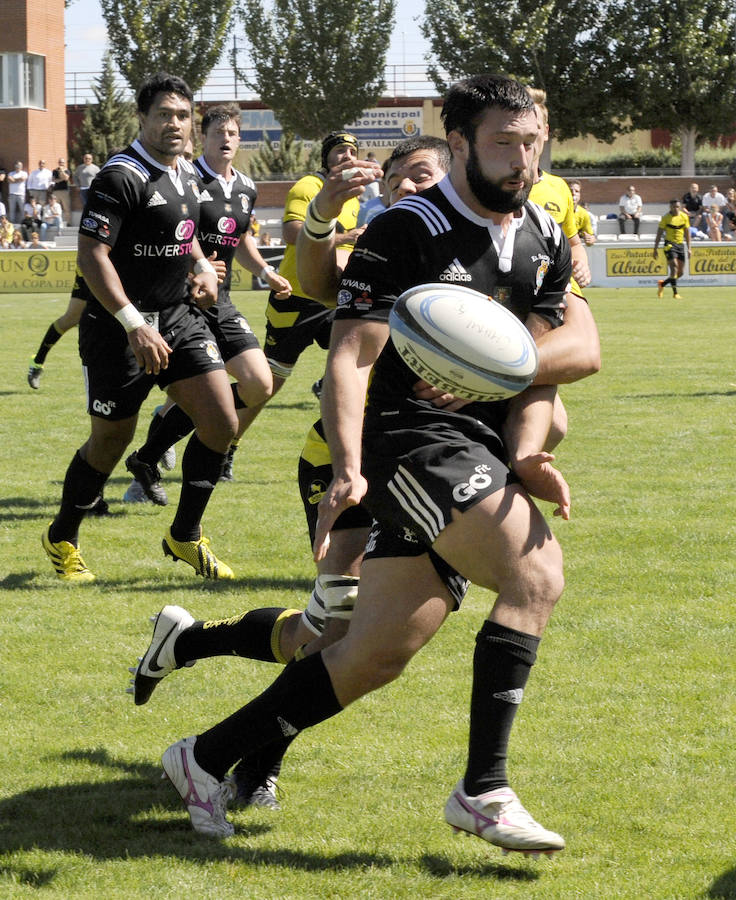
[658,211,689,245]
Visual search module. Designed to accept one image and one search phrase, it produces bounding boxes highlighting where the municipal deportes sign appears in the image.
[238,107,423,150]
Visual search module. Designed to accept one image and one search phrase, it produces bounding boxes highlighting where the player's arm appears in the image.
[533,294,601,384]
[652,226,665,257]
[315,316,389,560]
[235,231,292,298]
[188,235,219,309]
[297,160,381,302]
[77,234,172,374]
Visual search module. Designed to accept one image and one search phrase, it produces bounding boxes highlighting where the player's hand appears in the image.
[412,379,472,411]
[313,158,383,220]
[209,252,226,285]
[128,324,172,375]
[342,225,366,245]
[572,257,591,288]
[265,270,292,299]
[190,270,218,309]
[313,472,368,562]
[511,452,570,520]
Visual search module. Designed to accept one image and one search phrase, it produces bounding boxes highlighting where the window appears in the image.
[0,53,45,109]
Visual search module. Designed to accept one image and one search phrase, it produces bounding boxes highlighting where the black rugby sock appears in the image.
[193,652,342,780]
[33,322,63,365]
[174,607,294,665]
[137,404,193,467]
[49,450,109,544]
[463,620,540,795]
[170,434,225,541]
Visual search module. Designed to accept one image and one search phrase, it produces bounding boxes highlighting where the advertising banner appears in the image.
[589,243,736,287]
[0,250,77,293]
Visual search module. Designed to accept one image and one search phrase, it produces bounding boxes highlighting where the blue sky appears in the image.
[64,0,431,76]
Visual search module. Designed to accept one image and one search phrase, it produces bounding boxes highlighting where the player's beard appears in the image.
[465,139,530,214]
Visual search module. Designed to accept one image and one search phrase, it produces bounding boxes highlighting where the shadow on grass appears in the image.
[0,572,313,593]
[623,388,736,400]
[710,868,736,899]
[0,748,537,888]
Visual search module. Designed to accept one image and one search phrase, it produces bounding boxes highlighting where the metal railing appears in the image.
[65,64,444,106]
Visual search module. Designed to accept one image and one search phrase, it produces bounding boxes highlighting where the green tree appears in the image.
[420,0,629,149]
[247,130,321,180]
[70,54,138,165]
[100,0,235,92]
[599,0,736,175]
[234,0,396,140]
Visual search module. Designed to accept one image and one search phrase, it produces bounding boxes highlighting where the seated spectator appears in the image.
[249,213,261,239]
[259,230,272,246]
[27,231,50,249]
[40,193,63,239]
[703,184,726,210]
[21,198,43,241]
[707,204,723,242]
[569,180,596,245]
[9,230,26,249]
[618,184,642,236]
[0,198,5,219]
[0,214,13,247]
[721,188,736,241]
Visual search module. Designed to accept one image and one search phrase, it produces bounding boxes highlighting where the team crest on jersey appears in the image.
[198,189,213,203]
[236,316,253,334]
[146,191,167,208]
[544,200,561,214]
[203,341,222,363]
[240,195,251,213]
[188,179,201,200]
[534,257,550,293]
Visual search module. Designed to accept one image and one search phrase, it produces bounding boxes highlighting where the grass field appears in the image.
[1,287,735,899]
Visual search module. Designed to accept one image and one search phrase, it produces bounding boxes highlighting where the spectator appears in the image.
[0,214,14,247]
[259,230,272,246]
[9,230,26,249]
[52,157,72,225]
[248,213,261,239]
[0,197,5,218]
[359,151,382,203]
[618,184,642,237]
[41,192,63,239]
[27,231,50,250]
[569,180,596,245]
[0,159,6,209]
[721,188,736,241]
[702,184,726,209]
[21,197,43,241]
[27,160,54,203]
[706,204,723,242]
[681,182,702,229]
[74,153,100,206]
[7,161,28,223]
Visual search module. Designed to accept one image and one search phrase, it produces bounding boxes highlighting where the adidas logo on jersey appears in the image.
[439,258,472,282]
[146,191,167,208]
[198,189,214,203]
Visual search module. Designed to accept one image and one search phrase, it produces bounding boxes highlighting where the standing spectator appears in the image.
[41,192,63,239]
[618,184,642,237]
[358,151,381,203]
[7,161,28,223]
[568,180,596,245]
[52,158,72,225]
[681,182,702,229]
[74,153,100,206]
[0,159,6,210]
[27,160,54,203]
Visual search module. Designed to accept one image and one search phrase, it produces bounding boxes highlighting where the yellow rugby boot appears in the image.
[42,525,95,583]
[162,528,234,579]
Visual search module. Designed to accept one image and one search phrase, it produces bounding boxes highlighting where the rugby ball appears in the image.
[388,283,538,401]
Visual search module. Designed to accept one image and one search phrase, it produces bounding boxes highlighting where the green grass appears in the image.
[1,287,735,898]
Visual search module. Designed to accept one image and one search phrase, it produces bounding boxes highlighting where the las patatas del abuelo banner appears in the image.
[588,243,736,287]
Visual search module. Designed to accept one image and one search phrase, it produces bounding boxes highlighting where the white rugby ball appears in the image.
[388,283,538,401]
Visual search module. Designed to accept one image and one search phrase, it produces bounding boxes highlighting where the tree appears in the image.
[247,131,321,180]
[420,0,630,147]
[234,0,396,140]
[100,0,235,92]
[599,0,736,176]
[70,54,138,165]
